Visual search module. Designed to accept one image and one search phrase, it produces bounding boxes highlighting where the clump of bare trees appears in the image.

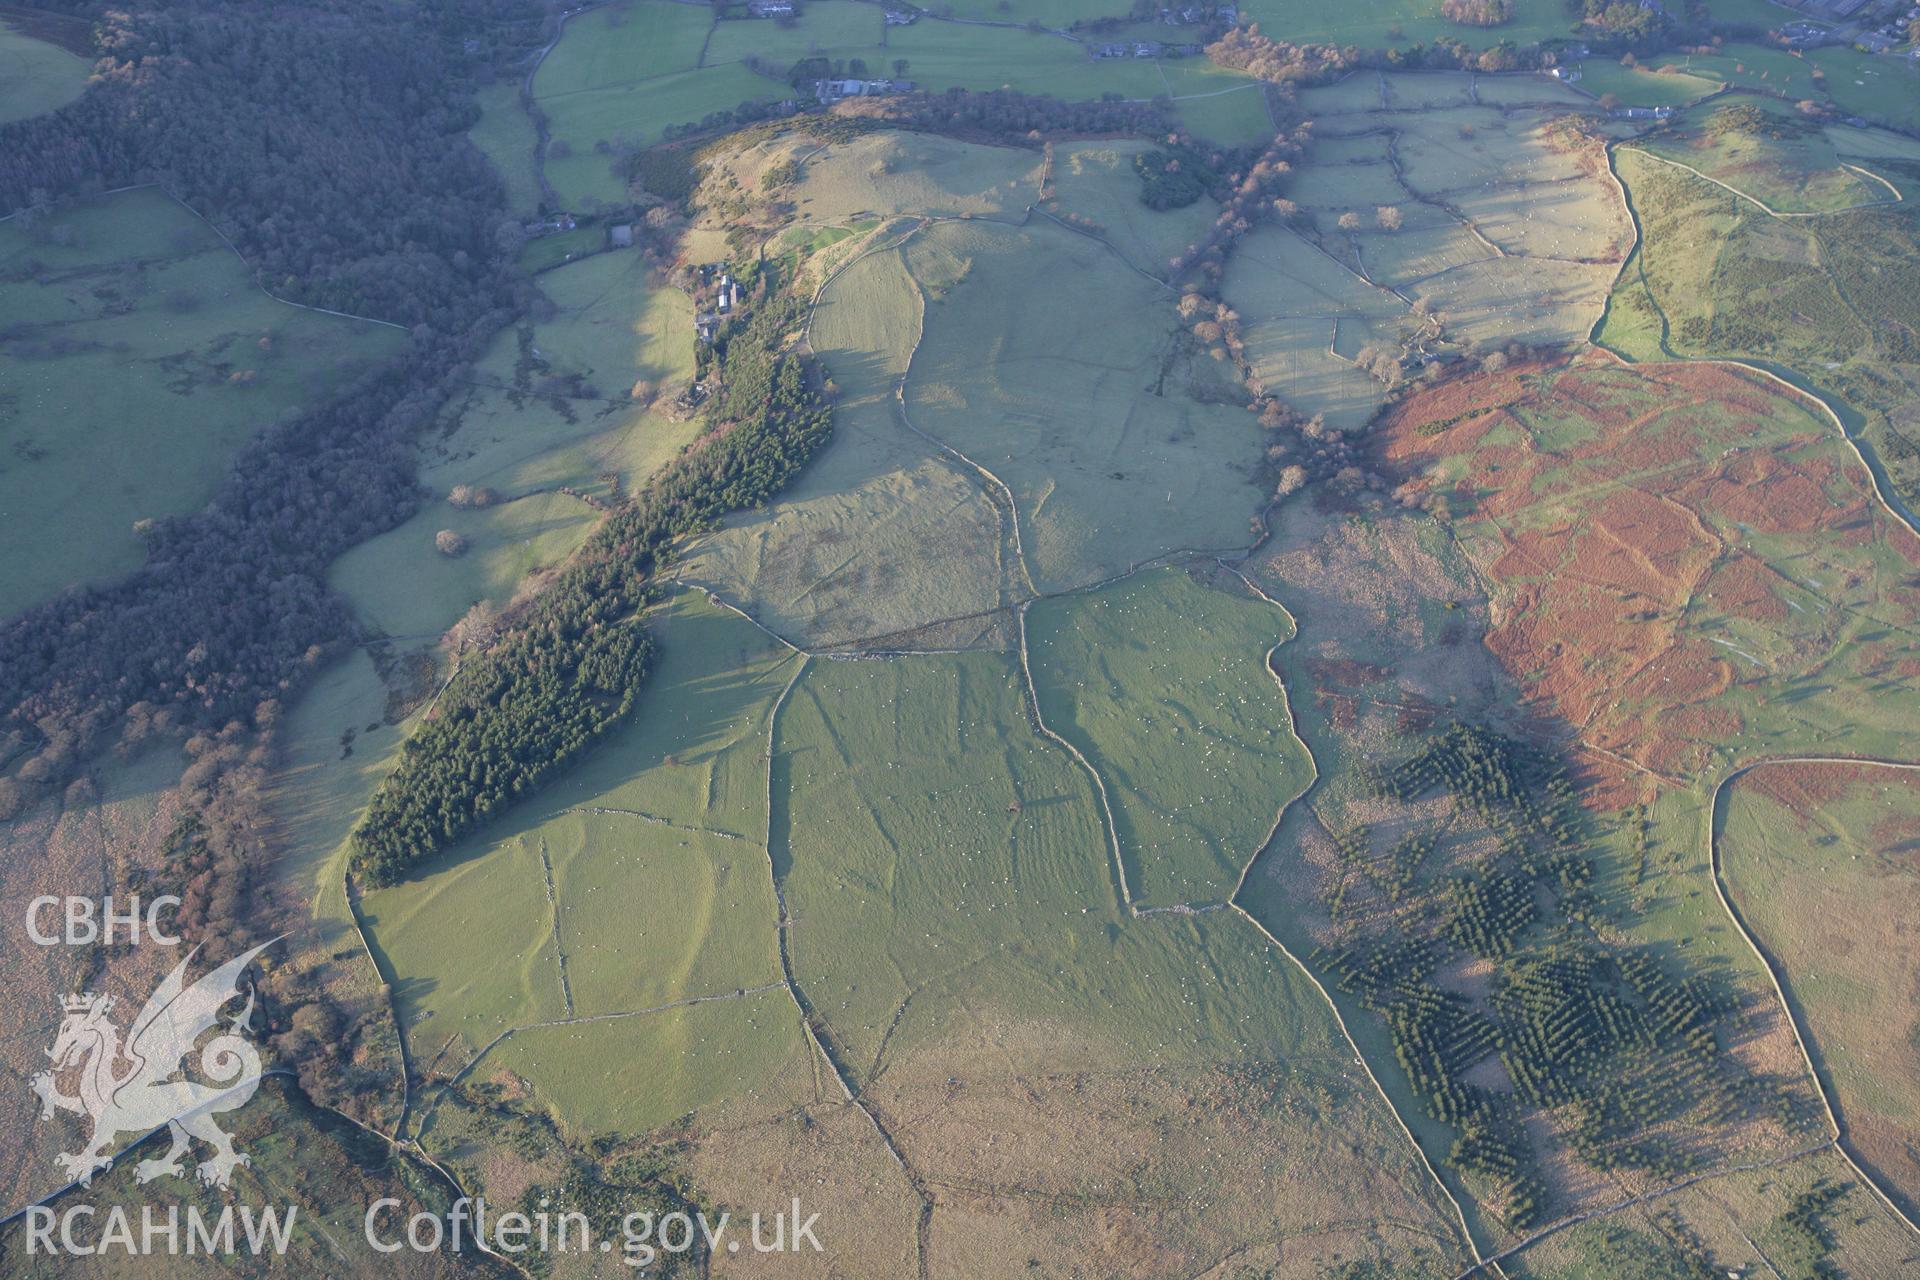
[447,484,500,509]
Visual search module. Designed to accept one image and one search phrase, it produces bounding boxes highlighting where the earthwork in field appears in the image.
[31,37,1911,1274]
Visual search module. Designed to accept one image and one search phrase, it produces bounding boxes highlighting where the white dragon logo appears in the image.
[30,940,274,1189]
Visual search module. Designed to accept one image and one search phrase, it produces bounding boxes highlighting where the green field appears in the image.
[330,492,600,641]
[468,80,544,219]
[1721,763,1920,1216]
[362,593,801,1117]
[1172,80,1277,146]
[328,249,698,642]
[1561,41,1831,112]
[526,0,1255,208]
[1026,566,1311,908]
[0,17,87,126]
[1238,0,1578,54]
[1570,57,1724,107]
[773,648,1471,1273]
[901,218,1266,593]
[1809,45,1920,133]
[0,187,403,621]
[1045,140,1223,276]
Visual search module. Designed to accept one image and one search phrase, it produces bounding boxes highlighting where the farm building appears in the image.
[608,224,634,248]
[746,0,795,14]
[816,77,911,101]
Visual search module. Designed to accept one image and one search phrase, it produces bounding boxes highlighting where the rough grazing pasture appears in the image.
[1506,1146,1920,1278]
[0,748,186,1212]
[773,651,1473,1275]
[753,131,1044,226]
[1224,223,1414,432]
[900,218,1267,593]
[1599,147,1920,516]
[1637,96,1918,214]
[0,187,402,621]
[687,140,1264,650]
[1226,75,1629,431]
[1026,566,1311,909]
[1385,356,1920,791]
[1234,350,1920,1249]
[0,1079,492,1279]
[1722,764,1920,1217]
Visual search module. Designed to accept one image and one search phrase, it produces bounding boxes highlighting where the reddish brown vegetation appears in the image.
[1381,356,1920,793]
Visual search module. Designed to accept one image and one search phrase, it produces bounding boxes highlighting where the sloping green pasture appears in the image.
[1599,146,1920,510]
[773,649,1471,1272]
[1638,96,1916,213]
[1026,567,1312,909]
[363,593,805,1136]
[330,251,699,641]
[0,17,86,126]
[0,187,402,621]
[900,218,1268,593]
